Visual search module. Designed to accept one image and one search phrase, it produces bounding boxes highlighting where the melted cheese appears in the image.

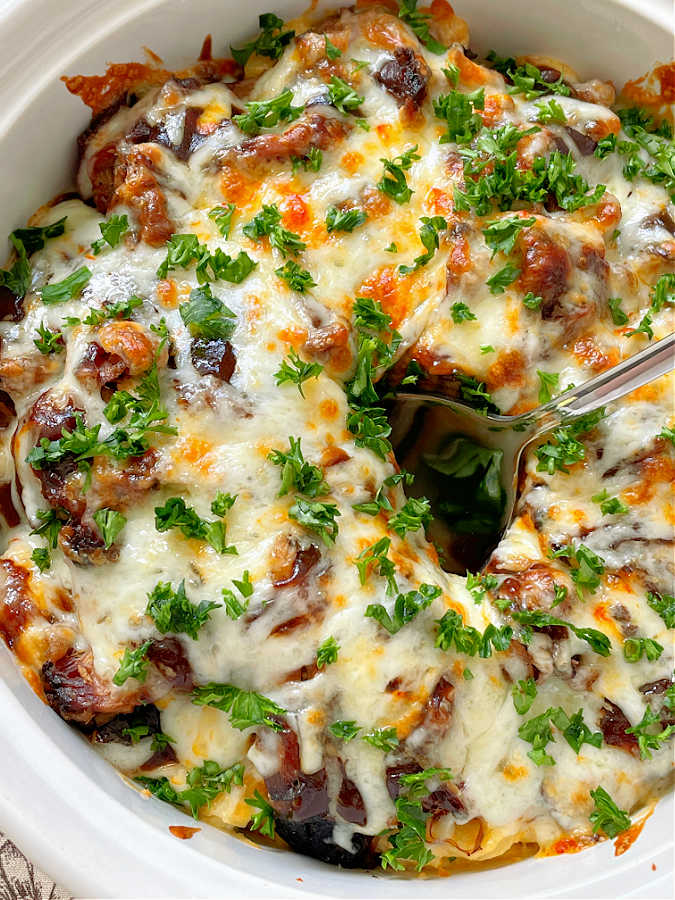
[0,1,673,874]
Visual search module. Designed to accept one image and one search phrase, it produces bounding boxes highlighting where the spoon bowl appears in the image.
[388,332,675,570]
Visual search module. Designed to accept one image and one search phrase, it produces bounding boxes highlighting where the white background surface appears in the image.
[0,0,673,897]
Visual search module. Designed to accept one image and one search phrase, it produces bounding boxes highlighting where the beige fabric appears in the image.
[0,832,70,900]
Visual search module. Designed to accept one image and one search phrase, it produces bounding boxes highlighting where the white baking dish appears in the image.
[0,0,672,896]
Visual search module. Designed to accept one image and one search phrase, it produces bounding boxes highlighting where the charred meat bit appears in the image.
[0,559,36,650]
[565,126,597,156]
[336,764,367,826]
[75,342,128,392]
[516,228,571,318]
[0,390,16,428]
[59,522,119,566]
[0,482,19,527]
[264,725,329,821]
[113,148,173,246]
[190,338,236,381]
[147,637,193,691]
[229,114,349,166]
[599,699,639,756]
[639,678,672,696]
[374,47,429,112]
[94,703,161,744]
[274,816,375,868]
[271,540,321,589]
[88,143,120,214]
[0,285,25,322]
[42,649,137,723]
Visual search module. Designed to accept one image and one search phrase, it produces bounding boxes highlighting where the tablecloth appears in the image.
[0,832,70,900]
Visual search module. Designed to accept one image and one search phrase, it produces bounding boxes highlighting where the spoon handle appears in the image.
[531,331,675,433]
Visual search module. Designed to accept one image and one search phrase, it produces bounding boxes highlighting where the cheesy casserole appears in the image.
[0,0,673,874]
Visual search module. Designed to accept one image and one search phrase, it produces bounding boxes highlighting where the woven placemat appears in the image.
[0,832,71,900]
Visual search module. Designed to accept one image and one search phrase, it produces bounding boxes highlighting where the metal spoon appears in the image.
[388,332,675,567]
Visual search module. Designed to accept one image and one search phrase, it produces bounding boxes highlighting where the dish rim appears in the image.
[0,0,672,896]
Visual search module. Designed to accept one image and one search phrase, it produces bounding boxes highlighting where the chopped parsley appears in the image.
[93,507,126,549]
[208,203,236,238]
[28,358,176,471]
[191,682,286,731]
[179,285,237,340]
[91,214,129,255]
[231,12,294,67]
[113,641,152,686]
[316,635,339,668]
[646,590,675,629]
[31,547,51,573]
[399,216,447,274]
[137,760,244,819]
[466,572,498,605]
[344,297,400,459]
[537,370,560,404]
[243,204,305,257]
[352,471,413,516]
[10,217,67,256]
[455,149,604,217]
[30,507,67,548]
[380,766,451,872]
[523,291,543,310]
[626,312,654,340]
[274,347,323,396]
[607,296,629,324]
[268,436,328,497]
[397,0,446,54]
[511,608,611,656]
[222,571,254,620]
[362,726,399,752]
[325,206,367,233]
[589,786,631,838]
[650,273,675,312]
[591,488,629,516]
[549,543,605,599]
[289,498,340,545]
[387,496,432,537]
[487,52,571,99]
[535,98,566,124]
[291,146,322,173]
[365,583,441,635]
[486,262,520,294]
[327,76,365,118]
[433,88,485,144]
[146,580,220,639]
[482,215,536,257]
[154,495,237,555]
[518,706,602,765]
[245,790,276,838]
[33,322,64,354]
[356,537,397,595]
[623,636,663,663]
[41,266,91,304]
[435,609,513,657]
[329,720,361,741]
[451,301,476,323]
[275,260,316,292]
[324,35,342,59]
[534,408,605,474]
[377,146,420,204]
[625,706,675,759]
[512,677,537,715]
[233,88,304,136]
